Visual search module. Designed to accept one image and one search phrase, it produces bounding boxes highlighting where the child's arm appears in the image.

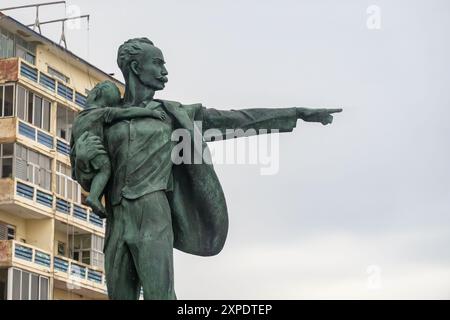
[105,107,166,123]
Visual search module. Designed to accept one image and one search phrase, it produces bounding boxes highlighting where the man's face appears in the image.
[135,44,168,91]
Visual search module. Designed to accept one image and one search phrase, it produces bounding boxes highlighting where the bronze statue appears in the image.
[70,37,342,300]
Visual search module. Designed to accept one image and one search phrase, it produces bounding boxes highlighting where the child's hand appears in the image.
[155,111,167,121]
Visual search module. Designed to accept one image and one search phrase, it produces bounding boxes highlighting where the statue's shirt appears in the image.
[105,101,175,206]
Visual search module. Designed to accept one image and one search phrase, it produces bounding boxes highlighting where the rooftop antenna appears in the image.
[27,15,90,49]
[0,1,66,33]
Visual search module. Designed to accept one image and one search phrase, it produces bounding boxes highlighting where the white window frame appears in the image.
[6,268,49,300]
[56,104,75,142]
[15,144,52,191]
[0,84,15,118]
[56,161,81,203]
[16,86,51,132]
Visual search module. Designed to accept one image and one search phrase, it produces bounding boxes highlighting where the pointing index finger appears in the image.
[328,108,343,114]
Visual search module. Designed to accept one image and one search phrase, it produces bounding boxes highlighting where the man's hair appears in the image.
[86,80,120,107]
[117,37,154,81]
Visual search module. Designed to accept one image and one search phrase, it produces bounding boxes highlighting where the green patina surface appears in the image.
[70,37,342,300]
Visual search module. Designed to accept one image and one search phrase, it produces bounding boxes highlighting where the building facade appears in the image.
[0,13,125,300]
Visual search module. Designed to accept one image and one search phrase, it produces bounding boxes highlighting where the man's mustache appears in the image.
[157,76,168,83]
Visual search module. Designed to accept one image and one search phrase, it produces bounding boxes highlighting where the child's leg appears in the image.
[86,160,111,218]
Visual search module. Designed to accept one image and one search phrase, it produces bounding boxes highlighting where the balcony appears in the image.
[0,240,52,275]
[53,255,107,298]
[0,57,87,110]
[0,178,53,219]
[0,240,107,299]
[0,179,104,233]
[55,197,105,233]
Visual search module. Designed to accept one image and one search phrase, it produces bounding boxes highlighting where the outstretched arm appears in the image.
[197,106,342,141]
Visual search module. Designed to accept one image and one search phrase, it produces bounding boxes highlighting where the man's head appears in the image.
[117,37,168,91]
[87,81,121,108]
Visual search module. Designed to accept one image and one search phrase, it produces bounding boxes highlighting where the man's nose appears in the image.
[161,66,168,76]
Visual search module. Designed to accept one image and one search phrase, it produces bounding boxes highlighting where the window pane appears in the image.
[1,158,12,178]
[3,86,13,117]
[33,95,42,128]
[57,105,67,140]
[21,272,29,300]
[38,154,51,170]
[0,269,7,300]
[30,274,39,300]
[28,150,38,165]
[67,181,72,200]
[0,86,3,116]
[15,158,27,180]
[17,86,26,120]
[39,277,48,300]
[12,269,21,300]
[2,143,13,156]
[42,100,51,131]
[27,92,33,124]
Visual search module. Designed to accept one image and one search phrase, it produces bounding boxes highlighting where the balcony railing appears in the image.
[18,59,88,109]
[15,179,54,212]
[0,240,52,272]
[0,241,106,293]
[55,197,104,229]
[17,120,54,150]
[53,256,106,289]
[56,138,71,157]
[14,179,105,229]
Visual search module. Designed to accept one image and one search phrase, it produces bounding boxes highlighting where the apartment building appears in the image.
[0,12,124,300]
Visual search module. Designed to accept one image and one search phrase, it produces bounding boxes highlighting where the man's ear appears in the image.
[130,60,140,76]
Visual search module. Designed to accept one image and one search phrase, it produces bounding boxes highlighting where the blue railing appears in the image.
[75,92,87,108]
[16,182,34,200]
[54,257,69,273]
[89,213,104,227]
[20,63,38,82]
[56,139,71,157]
[87,269,103,283]
[34,250,51,267]
[71,263,86,279]
[57,82,74,101]
[18,121,36,140]
[39,73,56,91]
[56,198,71,214]
[36,190,53,208]
[14,244,33,262]
[73,205,87,221]
[37,130,54,148]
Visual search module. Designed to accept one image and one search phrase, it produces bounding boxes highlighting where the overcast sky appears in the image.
[3,0,450,299]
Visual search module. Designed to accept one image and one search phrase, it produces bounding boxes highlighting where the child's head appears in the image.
[86,81,121,108]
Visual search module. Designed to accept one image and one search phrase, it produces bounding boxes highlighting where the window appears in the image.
[8,268,49,300]
[0,28,36,64]
[16,86,51,132]
[57,241,66,256]
[15,144,52,191]
[15,36,36,65]
[0,85,14,117]
[57,104,76,141]
[0,143,13,178]
[0,222,15,240]
[48,66,70,84]
[0,28,14,59]
[0,270,7,300]
[56,161,81,203]
[70,234,104,268]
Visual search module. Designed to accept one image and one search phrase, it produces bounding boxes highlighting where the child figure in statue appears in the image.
[70,80,166,217]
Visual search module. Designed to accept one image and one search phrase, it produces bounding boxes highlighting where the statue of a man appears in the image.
[71,37,342,300]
